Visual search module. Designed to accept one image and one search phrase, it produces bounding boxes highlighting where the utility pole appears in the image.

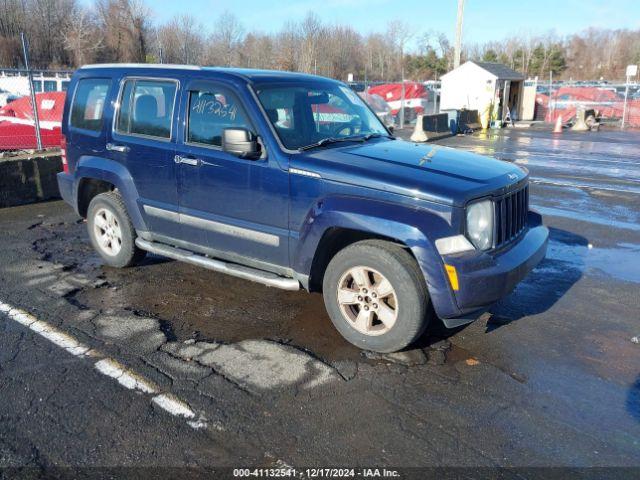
[21,32,42,151]
[454,0,465,69]
[622,65,637,129]
[399,44,405,129]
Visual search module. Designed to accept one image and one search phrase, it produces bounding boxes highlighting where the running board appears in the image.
[135,238,300,291]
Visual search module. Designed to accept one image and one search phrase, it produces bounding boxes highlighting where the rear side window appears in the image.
[187,87,251,147]
[70,78,111,132]
[116,79,177,139]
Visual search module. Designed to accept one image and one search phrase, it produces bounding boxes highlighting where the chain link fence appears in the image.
[535,83,640,127]
[0,69,72,154]
[349,80,440,129]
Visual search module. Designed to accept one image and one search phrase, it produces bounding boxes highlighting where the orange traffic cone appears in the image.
[553,115,563,133]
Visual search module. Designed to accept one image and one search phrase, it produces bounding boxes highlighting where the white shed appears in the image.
[440,61,525,124]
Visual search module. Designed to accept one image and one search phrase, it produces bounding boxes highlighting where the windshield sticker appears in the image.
[313,112,353,123]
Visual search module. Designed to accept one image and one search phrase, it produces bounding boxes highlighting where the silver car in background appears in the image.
[358,92,395,130]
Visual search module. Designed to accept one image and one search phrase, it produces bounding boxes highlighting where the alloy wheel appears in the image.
[336,265,398,336]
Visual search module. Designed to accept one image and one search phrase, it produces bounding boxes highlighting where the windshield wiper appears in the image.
[298,136,364,151]
[363,133,382,141]
[365,132,396,140]
[298,132,393,151]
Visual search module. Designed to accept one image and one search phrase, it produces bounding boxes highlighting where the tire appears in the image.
[86,191,146,268]
[322,240,431,353]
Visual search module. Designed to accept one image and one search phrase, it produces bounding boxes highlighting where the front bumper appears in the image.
[435,213,548,328]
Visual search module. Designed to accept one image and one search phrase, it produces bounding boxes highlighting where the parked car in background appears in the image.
[0,91,65,150]
[357,92,395,129]
[0,88,19,107]
[57,64,548,353]
[368,82,430,124]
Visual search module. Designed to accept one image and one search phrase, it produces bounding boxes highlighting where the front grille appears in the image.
[494,185,529,248]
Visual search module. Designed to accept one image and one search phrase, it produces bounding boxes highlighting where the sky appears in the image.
[139,0,640,48]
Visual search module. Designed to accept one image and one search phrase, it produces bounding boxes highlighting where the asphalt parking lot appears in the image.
[0,127,639,474]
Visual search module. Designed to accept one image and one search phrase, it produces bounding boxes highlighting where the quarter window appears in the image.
[116,79,177,139]
[70,78,111,132]
[187,88,251,147]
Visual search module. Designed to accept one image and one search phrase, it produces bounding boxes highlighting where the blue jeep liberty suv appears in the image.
[57,64,548,353]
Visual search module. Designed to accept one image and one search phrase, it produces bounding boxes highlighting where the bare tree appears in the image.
[274,20,299,72]
[326,25,362,80]
[386,19,413,79]
[240,33,275,69]
[0,0,27,38]
[4,0,640,82]
[95,0,149,63]
[63,6,103,66]
[25,0,77,67]
[206,11,244,67]
[156,14,203,64]
[298,12,324,74]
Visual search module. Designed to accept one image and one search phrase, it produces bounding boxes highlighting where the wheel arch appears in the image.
[293,196,451,295]
[77,178,115,217]
[307,227,413,292]
[75,156,147,231]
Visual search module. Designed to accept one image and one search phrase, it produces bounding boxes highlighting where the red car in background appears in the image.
[368,82,429,123]
[0,91,65,150]
[536,86,640,126]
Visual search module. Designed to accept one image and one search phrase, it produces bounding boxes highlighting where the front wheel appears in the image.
[322,240,431,353]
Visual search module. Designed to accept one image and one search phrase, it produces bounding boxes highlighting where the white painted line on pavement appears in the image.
[94,358,159,394]
[0,300,208,430]
[151,393,210,430]
[152,393,195,418]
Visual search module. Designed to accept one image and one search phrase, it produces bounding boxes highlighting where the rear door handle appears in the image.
[106,143,130,153]
[174,155,201,166]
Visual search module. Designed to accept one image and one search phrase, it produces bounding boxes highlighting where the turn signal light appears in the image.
[444,264,459,291]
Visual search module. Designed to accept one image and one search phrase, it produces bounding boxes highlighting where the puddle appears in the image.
[547,237,640,283]
[536,205,640,232]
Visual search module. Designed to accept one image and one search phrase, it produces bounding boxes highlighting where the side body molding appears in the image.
[74,156,147,231]
[292,195,463,318]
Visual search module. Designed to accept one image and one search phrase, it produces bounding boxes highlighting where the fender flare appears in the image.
[292,195,460,317]
[75,156,147,231]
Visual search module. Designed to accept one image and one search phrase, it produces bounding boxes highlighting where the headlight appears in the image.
[466,199,494,250]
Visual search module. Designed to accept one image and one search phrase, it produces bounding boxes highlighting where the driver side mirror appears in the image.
[387,125,395,134]
[222,128,261,159]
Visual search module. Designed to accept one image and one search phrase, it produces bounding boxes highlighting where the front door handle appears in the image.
[106,143,130,153]
[174,155,201,166]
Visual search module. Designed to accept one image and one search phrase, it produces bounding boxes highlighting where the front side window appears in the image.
[116,79,177,139]
[187,87,252,147]
[70,78,111,132]
[255,83,388,150]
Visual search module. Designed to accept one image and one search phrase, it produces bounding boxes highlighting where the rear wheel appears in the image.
[86,191,146,268]
[322,240,431,353]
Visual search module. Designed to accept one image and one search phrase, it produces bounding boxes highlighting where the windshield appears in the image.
[255,83,389,150]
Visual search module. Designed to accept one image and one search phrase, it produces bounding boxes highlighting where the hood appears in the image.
[296,139,527,207]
